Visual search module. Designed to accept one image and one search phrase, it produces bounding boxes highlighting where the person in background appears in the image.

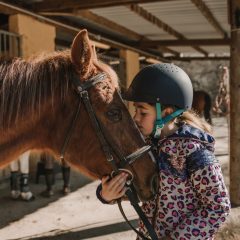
[96,63,230,240]
[40,152,71,197]
[10,151,35,201]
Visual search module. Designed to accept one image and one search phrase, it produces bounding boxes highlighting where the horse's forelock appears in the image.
[94,60,119,89]
[90,60,120,104]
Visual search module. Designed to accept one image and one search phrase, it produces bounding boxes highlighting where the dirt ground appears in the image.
[0,169,92,230]
[0,116,240,240]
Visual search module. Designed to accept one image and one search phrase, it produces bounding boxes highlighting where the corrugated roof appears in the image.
[91,6,176,40]
[89,0,230,59]
[0,0,231,60]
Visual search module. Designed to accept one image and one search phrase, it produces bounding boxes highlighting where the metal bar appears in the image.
[3,33,7,56]
[0,30,21,57]
[164,56,230,61]
[0,29,20,38]
[9,35,13,57]
[140,38,231,47]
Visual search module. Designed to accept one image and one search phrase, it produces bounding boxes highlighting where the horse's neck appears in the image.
[0,93,59,169]
[0,57,71,167]
[0,111,42,168]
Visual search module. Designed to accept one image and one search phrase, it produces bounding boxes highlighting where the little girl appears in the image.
[96,63,230,240]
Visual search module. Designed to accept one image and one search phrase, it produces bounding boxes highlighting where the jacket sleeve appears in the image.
[96,183,118,204]
[170,149,231,240]
[96,183,111,204]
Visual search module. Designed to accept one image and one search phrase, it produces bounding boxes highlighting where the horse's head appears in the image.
[62,30,158,201]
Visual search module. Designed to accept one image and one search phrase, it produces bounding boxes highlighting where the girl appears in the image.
[96,63,230,240]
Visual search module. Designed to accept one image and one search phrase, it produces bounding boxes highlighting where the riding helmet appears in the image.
[123,63,193,110]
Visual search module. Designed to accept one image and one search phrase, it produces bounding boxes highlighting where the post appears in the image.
[120,49,140,116]
[229,0,240,205]
[9,14,56,58]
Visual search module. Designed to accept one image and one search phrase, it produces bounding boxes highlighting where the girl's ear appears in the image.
[162,107,174,117]
[71,29,93,75]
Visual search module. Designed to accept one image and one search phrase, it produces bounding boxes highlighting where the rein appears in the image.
[60,72,158,240]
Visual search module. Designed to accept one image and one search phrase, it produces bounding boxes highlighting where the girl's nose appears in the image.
[133,113,139,123]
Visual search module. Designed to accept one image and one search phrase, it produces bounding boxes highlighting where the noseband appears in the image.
[60,72,158,240]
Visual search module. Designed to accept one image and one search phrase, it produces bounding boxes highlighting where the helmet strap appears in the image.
[152,103,185,138]
[152,103,163,138]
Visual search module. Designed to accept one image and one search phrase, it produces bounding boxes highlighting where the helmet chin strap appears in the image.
[152,103,185,138]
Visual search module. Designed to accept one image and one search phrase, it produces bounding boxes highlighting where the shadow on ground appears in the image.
[28,220,138,240]
[0,170,92,229]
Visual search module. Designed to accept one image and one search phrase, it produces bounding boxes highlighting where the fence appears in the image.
[0,29,21,57]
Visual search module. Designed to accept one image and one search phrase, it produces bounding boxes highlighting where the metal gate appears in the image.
[0,29,21,57]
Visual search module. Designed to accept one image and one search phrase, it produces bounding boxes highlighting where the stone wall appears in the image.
[176,60,229,101]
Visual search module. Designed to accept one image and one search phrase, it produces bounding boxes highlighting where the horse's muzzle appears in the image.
[151,174,159,195]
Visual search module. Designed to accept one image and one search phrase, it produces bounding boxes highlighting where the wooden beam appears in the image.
[75,10,142,41]
[0,2,169,62]
[157,46,180,55]
[79,9,178,56]
[229,0,240,206]
[164,56,230,61]
[140,38,231,47]
[73,10,180,56]
[33,0,173,12]
[191,0,228,38]
[42,9,180,56]
[0,5,16,14]
[128,4,208,56]
[120,49,140,116]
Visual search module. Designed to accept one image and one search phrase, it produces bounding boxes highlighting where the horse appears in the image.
[0,29,158,201]
[192,90,212,124]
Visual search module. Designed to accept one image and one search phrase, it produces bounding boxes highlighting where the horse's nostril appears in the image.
[151,174,159,194]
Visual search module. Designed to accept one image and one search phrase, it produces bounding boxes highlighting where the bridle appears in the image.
[60,72,158,240]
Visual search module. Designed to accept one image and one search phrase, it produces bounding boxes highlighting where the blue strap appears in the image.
[162,109,185,124]
[155,103,164,128]
[152,103,184,138]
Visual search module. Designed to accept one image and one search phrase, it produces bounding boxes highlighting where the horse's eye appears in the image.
[106,108,122,122]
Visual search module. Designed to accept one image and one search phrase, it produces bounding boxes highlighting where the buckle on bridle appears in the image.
[111,168,134,185]
[126,145,151,165]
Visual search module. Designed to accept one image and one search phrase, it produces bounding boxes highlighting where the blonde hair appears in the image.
[175,110,212,134]
[149,103,213,135]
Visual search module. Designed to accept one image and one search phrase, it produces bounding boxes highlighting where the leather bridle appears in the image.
[60,72,158,240]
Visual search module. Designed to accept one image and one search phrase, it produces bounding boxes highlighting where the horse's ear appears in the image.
[92,44,98,61]
[71,29,93,74]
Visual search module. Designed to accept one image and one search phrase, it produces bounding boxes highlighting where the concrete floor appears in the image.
[0,117,237,240]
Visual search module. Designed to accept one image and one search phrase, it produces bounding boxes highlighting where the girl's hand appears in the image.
[101,173,128,202]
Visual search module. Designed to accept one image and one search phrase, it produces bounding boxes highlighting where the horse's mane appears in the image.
[0,50,119,129]
[0,50,75,128]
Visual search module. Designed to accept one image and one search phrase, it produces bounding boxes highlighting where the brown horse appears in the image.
[192,90,212,124]
[0,30,157,201]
